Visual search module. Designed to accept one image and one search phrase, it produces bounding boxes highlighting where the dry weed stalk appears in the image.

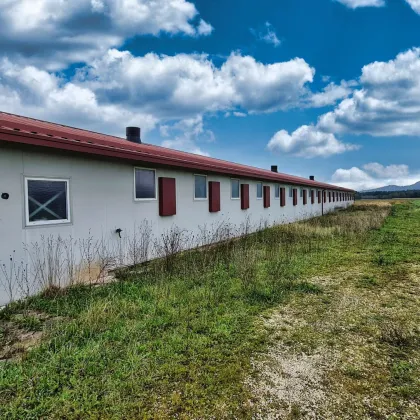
[127,220,153,266]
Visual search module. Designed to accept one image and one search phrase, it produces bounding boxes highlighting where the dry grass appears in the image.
[249,201,420,419]
[354,199,406,207]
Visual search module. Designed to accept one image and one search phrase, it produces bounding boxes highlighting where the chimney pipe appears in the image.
[271,165,278,173]
[126,127,141,144]
[309,175,315,181]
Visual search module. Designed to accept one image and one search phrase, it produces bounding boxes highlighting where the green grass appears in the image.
[1,201,419,418]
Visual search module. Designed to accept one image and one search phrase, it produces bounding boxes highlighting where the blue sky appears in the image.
[1,0,420,190]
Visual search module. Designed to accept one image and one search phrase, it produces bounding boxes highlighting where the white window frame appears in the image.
[134,167,157,201]
[194,174,208,200]
[25,177,71,227]
[230,178,240,200]
[256,182,263,199]
[274,184,280,199]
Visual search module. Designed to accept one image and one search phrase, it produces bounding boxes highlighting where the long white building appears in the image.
[0,112,354,305]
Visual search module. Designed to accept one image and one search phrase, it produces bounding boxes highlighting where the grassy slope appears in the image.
[0,202,419,418]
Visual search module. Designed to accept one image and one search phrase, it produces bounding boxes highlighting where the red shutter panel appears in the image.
[333,192,335,202]
[209,181,221,212]
[318,191,321,204]
[311,190,315,204]
[323,191,326,203]
[303,189,307,205]
[280,187,286,207]
[241,184,249,210]
[293,188,298,206]
[159,177,176,216]
[328,191,331,202]
[263,186,270,208]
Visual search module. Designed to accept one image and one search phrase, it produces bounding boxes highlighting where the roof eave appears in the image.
[0,128,355,193]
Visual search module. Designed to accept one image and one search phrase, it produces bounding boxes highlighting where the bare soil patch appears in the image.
[0,310,63,361]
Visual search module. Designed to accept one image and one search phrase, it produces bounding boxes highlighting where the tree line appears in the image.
[356,190,420,200]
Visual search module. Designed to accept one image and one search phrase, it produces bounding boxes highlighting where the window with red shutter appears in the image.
[323,191,326,203]
[280,187,286,207]
[311,190,315,204]
[293,188,298,206]
[241,184,249,210]
[208,181,220,212]
[263,185,270,208]
[159,177,176,216]
[303,189,307,205]
[328,191,331,202]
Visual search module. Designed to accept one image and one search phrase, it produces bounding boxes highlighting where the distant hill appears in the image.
[364,181,420,193]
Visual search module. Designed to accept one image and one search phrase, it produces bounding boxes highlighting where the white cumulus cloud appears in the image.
[0,0,213,69]
[74,49,315,117]
[269,48,420,160]
[318,48,420,137]
[252,22,281,47]
[405,0,420,14]
[308,80,357,108]
[331,162,419,190]
[0,49,315,154]
[335,0,385,8]
[362,162,409,178]
[0,57,157,136]
[267,125,360,158]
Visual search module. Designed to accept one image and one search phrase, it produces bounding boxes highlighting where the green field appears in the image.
[1,201,419,418]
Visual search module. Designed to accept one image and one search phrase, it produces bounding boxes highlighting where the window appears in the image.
[257,182,263,199]
[300,188,304,198]
[231,179,240,199]
[135,168,156,200]
[289,187,293,198]
[194,175,207,199]
[25,178,70,226]
[275,184,280,199]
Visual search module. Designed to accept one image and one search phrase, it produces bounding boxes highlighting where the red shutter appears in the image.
[323,191,326,203]
[293,188,298,206]
[280,187,286,207]
[241,184,249,210]
[303,189,307,205]
[318,191,321,204]
[311,190,315,204]
[263,186,270,208]
[209,181,220,212]
[333,192,335,202]
[328,191,331,202]
[159,177,176,216]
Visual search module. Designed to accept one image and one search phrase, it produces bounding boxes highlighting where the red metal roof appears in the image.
[0,111,354,192]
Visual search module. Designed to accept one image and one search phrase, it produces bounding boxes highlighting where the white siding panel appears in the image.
[0,147,353,305]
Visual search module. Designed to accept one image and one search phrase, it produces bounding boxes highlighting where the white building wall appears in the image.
[0,147,353,305]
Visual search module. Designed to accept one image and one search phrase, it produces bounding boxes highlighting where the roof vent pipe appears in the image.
[309,175,315,181]
[271,165,278,173]
[126,127,141,144]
